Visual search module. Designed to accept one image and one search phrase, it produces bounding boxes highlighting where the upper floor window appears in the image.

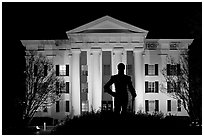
[34,65,48,77]
[44,65,47,76]
[38,44,44,50]
[145,64,158,76]
[81,65,88,76]
[66,82,69,94]
[81,82,88,93]
[167,64,180,76]
[56,65,69,76]
[145,81,159,93]
[145,42,159,50]
[126,64,133,75]
[60,65,66,76]
[104,65,111,75]
[170,42,179,50]
[34,65,38,76]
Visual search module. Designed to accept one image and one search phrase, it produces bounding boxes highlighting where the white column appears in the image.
[71,49,81,116]
[91,49,102,112]
[87,50,93,112]
[134,48,144,112]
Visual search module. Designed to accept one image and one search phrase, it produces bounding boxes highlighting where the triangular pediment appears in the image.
[66,15,148,34]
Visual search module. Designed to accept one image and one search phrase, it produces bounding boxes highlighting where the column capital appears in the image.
[71,48,81,53]
[90,48,102,52]
[133,47,144,53]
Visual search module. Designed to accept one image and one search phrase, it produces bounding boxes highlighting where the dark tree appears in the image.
[161,50,201,124]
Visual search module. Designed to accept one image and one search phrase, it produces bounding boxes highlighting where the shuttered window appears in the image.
[145,81,159,93]
[145,64,158,76]
[66,82,69,93]
[56,65,59,76]
[44,65,47,76]
[66,101,69,112]
[34,65,38,76]
[167,100,171,112]
[145,100,149,112]
[56,101,60,112]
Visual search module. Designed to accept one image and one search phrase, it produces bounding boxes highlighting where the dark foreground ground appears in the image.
[51,111,201,135]
[3,111,202,135]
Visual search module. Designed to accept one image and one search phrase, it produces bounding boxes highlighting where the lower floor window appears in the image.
[82,101,89,112]
[102,101,113,111]
[145,100,159,112]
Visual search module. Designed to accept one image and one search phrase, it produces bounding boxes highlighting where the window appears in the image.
[81,83,88,93]
[146,100,159,112]
[107,101,113,111]
[56,82,59,94]
[34,82,37,92]
[102,101,107,111]
[126,65,133,75]
[104,65,111,75]
[66,82,69,93]
[38,44,44,50]
[155,100,159,112]
[145,64,158,76]
[59,65,66,76]
[81,65,88,76]
[56,65,59,76]
[56,65,69,76]
[56,82,67,93]
[167,81,180,93]
[170,42,179,50]
[167,82,175,93]
[167,100,171,112]
[145,100,149,112]
[66,101,69,112]
[167,64,180,76]
[145,81,159,93]
[56,101,60,112]
[146,42,158,50]
[177,100,181,112]
[82,101,89,112]
[44,65,47,76]
[102,101,113,111]
[34,65,38,76]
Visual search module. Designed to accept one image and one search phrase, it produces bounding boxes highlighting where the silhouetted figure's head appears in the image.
[117,63,125,75]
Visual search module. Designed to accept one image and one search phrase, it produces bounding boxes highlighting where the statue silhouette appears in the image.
[104,63,137,115]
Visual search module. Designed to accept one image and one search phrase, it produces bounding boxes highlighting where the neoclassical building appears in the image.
[21,15,193,120]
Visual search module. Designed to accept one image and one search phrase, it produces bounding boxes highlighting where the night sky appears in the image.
[2,2,201,129]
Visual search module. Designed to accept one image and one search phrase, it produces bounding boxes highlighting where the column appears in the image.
[91,49,102,111]
[134,48,144,112]
[71,49,81,116]
[87,50,93,111]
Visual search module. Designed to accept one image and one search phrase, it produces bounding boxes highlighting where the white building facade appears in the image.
[21,16,193,120]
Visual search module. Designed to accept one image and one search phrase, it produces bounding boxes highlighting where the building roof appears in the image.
[66,15,148,34]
